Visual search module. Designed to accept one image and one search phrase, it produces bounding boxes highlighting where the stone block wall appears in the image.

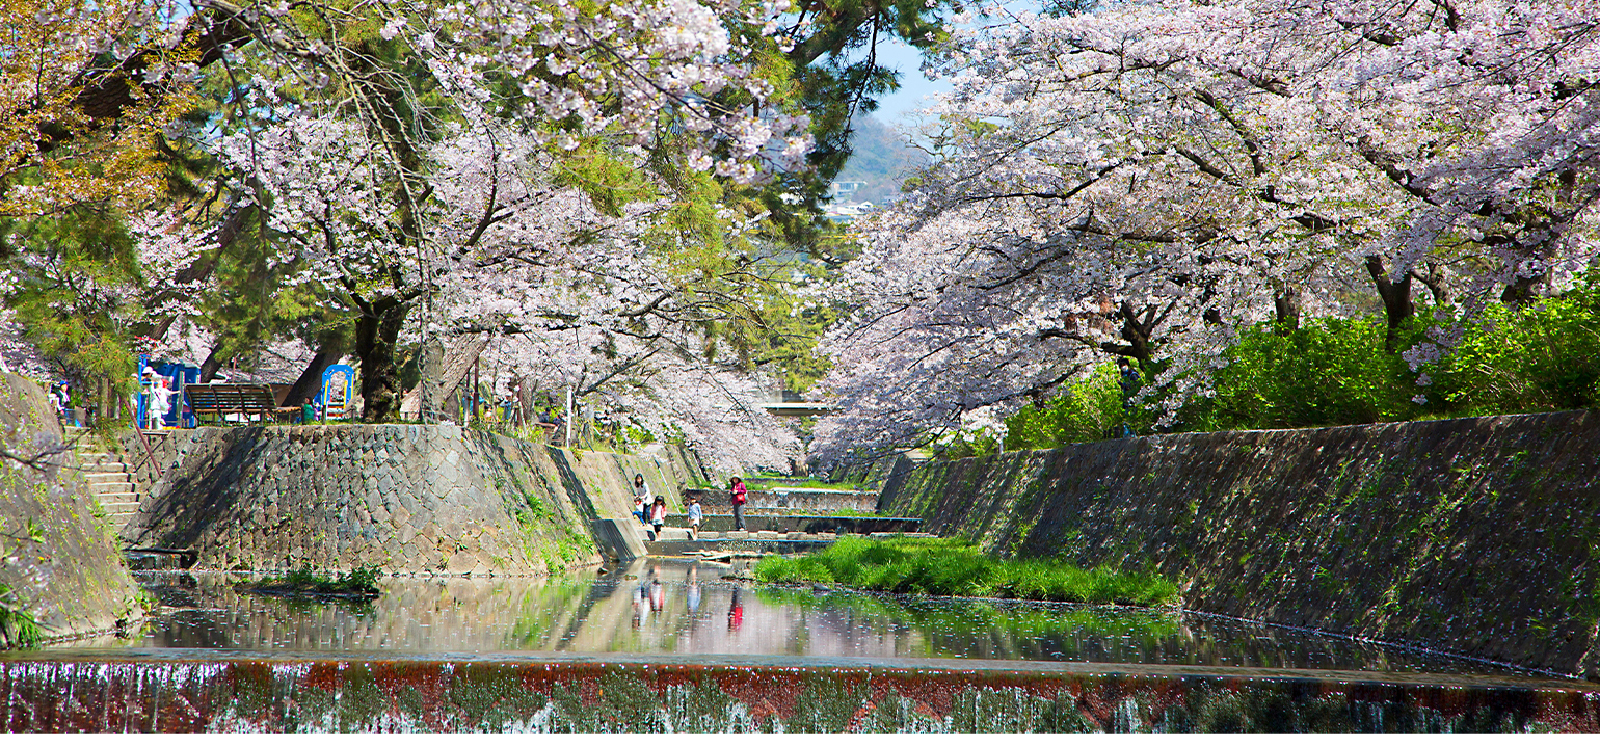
[123,425,704,575]
[111,428,186,496]
[0,375,143,643]
[880,410,1600,677]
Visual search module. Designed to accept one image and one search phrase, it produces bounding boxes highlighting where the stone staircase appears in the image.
[639,483,930,558]
[61,429,141,538]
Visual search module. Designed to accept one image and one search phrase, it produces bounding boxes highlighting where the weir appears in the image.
[7,561,1598,731]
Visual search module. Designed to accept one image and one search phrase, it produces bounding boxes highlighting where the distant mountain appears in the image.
[833,116,929,205]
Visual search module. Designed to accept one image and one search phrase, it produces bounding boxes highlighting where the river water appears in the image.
[5,560,1596,732]
[87,562,1531,674]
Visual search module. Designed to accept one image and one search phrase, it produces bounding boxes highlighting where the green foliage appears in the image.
[754,536,1178,606]
[1179,282,1600,432]
[2,208,141,406]
[744,477,856,490]
[0,584,44,648]
[1006,363,1133,449]
[1431,292,1600,414]
[1180,317,1417,431]
[243,564,383,599]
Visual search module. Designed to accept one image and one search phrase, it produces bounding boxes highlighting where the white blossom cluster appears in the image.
[810,0,1600,463]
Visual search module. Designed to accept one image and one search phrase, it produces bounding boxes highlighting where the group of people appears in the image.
[633,474,701,540]
[630,473,753,538]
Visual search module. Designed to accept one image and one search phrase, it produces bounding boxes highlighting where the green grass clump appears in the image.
[0,584,44,648]
[242,564,383,599]
[754,537,1177,606]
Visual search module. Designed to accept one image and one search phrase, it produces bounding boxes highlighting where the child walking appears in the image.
[687,496,703,539]
[649,496,667,539]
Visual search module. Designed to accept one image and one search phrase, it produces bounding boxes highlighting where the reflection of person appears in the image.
[687,565,701,613]
[631,583,646,630]
[729,477,748,532]
[728,587,744,631]
[648,575,665,612]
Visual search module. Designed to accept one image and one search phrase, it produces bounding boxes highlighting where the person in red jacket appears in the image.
[729,476,748,531]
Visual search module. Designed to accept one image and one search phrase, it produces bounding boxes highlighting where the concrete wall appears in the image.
[123,425,703,575]
[879,410,1600,677]
[0,375,143,643]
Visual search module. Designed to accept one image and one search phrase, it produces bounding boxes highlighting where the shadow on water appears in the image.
[5,560,1597,731]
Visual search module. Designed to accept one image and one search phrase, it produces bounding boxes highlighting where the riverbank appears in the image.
[0,375,144,646]
[875,410,1600,678]
[121,424,708,574]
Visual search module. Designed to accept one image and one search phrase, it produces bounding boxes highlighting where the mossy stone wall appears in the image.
[123,425,701,575]
[879,411,1600,677]
[0,374,143,642]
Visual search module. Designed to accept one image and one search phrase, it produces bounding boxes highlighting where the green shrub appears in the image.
[0,584,43,648]
[1005,363,1134,449]
[1433,293,1600,414]
[1180,316,1417,431]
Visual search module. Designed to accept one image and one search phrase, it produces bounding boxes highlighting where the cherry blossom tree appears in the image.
[132,0,815,422]
[809,0,1600,462]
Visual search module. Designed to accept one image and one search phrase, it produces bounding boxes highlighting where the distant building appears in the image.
[828,181,867,201]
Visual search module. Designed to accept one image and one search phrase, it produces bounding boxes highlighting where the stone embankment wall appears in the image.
[124,425,705,575]
[879,410,1600,678]
[0,375,143,642]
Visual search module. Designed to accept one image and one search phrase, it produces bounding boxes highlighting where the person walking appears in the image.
[728,476,748,532]
[649,496,667,539]
[687,495,703,539]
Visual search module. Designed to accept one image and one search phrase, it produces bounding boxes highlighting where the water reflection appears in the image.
[108,561,1519,676]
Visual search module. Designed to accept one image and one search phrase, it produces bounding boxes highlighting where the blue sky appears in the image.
[867,38,952,125]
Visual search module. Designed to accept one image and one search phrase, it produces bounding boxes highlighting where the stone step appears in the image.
[645,533,841,557]
[662,515,923,535]
[88,481,135,493]
[96,491,140,505]
[100,501,140,515]
[84,470,131,480]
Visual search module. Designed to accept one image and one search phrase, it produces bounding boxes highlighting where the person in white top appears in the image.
[687,497,703,539]
[143,367,174,429]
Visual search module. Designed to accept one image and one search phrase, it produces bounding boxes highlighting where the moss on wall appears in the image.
[124,425,704,575]
[0,374,143,644]
[880,411,1600,677]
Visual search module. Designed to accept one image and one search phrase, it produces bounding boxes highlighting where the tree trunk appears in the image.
[1274,282,1302,331]
[1364,255,1414,352]
[284,348,344,408]
[1115,301,1157,364]
[399,333,490,421]
[353,296,410,423]
[199,345,224,383]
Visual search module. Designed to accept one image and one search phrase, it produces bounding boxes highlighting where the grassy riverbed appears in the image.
[754,537,1178,606]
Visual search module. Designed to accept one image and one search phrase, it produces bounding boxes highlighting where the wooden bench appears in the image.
[184,383,298,424]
